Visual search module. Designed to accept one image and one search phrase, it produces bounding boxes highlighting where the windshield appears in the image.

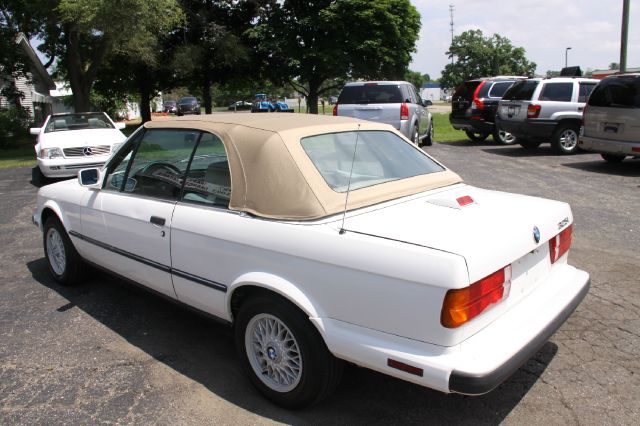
[178,97,197,105]
[44,113,114,133]
[301,131,444,192]
[502,80,539,101]
[337,85,404,104]
[588,76,640,108]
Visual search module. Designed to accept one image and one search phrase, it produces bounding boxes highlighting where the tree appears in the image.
[404,70,430,91]
[249,0,420,114]
[0,6,31,107]
[440,29,536,89]
[609,62,619,70]
[3,0,183,112]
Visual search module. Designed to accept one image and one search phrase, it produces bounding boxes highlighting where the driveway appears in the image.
[1,142,638,425]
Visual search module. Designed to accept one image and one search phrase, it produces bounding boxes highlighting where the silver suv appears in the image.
[333,81,433,146]
[578,73,640,162]
[496,77,599,154]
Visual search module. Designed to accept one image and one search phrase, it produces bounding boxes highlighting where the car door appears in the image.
[411,85,429,134]
[169,132,236,318]
[80,128,200,299]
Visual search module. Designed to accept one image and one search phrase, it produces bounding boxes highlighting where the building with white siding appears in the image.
[0,33,55,126]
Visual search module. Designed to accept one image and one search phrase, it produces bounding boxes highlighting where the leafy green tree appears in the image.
[249,0,421,114]
[404,70,430,91]
[440,29,536,89]
[609,62,619,70]
[2,0,183,113]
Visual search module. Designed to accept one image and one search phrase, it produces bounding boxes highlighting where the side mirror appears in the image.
[30,127,42,135]
[114,122,126,130]
[78,168,102,188]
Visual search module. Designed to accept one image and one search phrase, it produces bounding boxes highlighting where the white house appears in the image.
[0,33,55,125]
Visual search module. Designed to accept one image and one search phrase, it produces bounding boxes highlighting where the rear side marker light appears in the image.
[456,196,474,206]
[549,224,573,263]
[400,103,409,120]
[387,358,424,377]
[441,265,512,328]
[527,104,541,118]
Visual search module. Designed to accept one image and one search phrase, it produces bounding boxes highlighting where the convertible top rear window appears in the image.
[301,131,444,192]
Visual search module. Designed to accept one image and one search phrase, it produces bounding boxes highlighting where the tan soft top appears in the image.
[145,114,462,220]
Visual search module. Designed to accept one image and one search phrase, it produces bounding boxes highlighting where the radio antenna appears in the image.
[339,124,361,235]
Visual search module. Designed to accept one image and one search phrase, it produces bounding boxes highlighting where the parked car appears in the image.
[176,97,201,116]
[251,93,294,112]
[450,76,526,144]
[334,81,433,146]
[496,77,599,154]
[228,101,253,111]
[30,112,126,185]
[34,114,589,408]
[578,73,640,162]
[163,100,177,114]
[329,96,338,105]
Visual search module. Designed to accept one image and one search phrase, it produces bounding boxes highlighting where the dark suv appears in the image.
[177,97,201,116]
[449,76,525,144]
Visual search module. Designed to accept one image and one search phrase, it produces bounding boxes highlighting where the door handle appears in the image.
[150,216,166,226]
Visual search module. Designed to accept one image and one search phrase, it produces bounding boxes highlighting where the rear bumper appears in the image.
[449,275,589,394]
[316,263,590,395]
[579,135,640,156]
[496,117,557,141]
[450,115,494,134]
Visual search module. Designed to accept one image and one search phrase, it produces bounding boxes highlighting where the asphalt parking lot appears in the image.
[1,140,639,425]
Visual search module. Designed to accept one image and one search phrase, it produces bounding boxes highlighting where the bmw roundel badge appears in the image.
[533,226,541,244]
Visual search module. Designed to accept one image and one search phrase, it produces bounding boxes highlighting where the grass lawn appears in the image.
[432,112,466,143]
[0,146,35,169]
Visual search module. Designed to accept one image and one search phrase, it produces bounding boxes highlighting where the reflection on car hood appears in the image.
[340,184,572,282]
[39,129,126,148]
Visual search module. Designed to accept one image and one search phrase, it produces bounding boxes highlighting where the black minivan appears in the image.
[449,76,525,144]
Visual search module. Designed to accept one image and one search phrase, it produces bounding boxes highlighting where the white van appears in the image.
[579,73,640,162]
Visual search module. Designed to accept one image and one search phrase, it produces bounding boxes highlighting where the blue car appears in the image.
[251,94,294,113]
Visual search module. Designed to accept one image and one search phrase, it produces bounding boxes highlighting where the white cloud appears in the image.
[410,0,640,78]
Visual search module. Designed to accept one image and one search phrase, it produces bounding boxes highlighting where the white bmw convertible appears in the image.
[34,114,589,408]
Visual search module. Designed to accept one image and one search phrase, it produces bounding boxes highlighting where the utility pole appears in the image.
[620,0,630,72]
[449,4,455,66]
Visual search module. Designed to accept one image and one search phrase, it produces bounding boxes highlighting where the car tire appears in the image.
[411,125,420,145]
[551,123,581,155]
[235,294,343,408]
[465,131,489,142]
[493,129,517,145]
[601,153,626,163]
[421,122,434,147]
[518,139,542,149]
[32,167,47,186]
[43,216,84,286]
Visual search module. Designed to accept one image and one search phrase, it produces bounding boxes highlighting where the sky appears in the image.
[409,0,640,78]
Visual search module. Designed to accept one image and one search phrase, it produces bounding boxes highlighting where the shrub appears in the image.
[0,107,31,148]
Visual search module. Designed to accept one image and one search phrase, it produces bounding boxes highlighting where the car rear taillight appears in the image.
[333,104,338,116]
[471,81,486,110]
[549,224,573,264]
[527,104,541,118]
[441,265,512,328]
[400,103,409,120]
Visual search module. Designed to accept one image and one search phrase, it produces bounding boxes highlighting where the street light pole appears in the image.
[565,47,572,68]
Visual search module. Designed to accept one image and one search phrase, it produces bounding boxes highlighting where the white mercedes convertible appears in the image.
[34,114,589,408]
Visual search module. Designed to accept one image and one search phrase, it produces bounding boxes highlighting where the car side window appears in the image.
[538,82,574,102]
[578,83,597,103]
[181,132,231,207]
[105,129,199,201]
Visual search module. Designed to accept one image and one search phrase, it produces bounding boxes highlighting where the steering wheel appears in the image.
[140,162,181,175]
